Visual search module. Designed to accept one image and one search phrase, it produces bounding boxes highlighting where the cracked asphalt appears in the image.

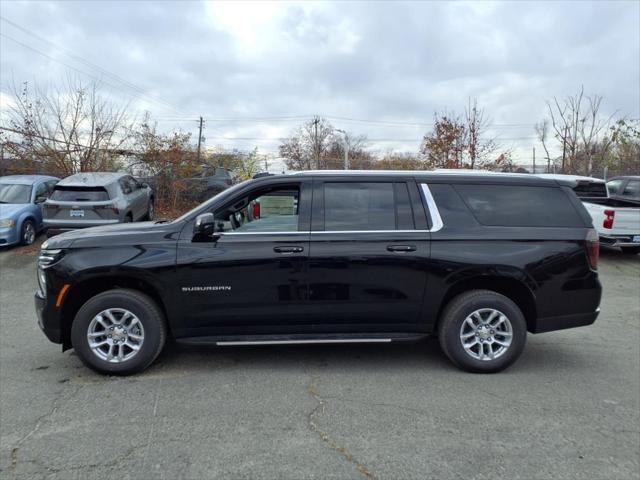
[1,241,639,480]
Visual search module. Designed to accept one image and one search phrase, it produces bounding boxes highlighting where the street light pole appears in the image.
[336,129,349,170]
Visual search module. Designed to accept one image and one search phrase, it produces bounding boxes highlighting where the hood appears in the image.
[0,203,30,219]
[43,220,180,249]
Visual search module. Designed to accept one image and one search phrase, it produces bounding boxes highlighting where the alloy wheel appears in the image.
[86,308,145,363]
[459,308,513,361]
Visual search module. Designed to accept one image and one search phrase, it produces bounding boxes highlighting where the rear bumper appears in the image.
[532,309,600,334]
[35,291,62,344]
[599,234,640,247]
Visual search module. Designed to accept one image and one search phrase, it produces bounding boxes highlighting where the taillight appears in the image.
[603,209,615,229]
[252,202,260,219]
[586,228,599,270]
[95,202,119,214]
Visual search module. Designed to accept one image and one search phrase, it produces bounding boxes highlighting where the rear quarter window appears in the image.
[454,184,584,227]
[50,186,110,202]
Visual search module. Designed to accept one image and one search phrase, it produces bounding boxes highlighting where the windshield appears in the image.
[173,180,252,223]
[0,183,32,204]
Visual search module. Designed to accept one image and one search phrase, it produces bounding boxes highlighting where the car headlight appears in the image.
[37,267,47,296]
[0,218,16,228]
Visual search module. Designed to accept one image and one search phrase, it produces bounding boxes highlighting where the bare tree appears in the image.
[534,119,552,172]
[546,86,615,175]
[4,77,134,176]
[279,116,335,170]
[465,97,497,168]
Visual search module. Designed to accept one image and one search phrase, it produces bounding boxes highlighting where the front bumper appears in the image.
[599,234,640,248]
[532,309,600,334]
[0,226,19,246]
[35,291,62,344]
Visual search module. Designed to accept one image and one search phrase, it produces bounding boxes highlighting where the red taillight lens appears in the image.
[94,202,119,214]
[586,228,599,270]
[252,202,260,219]
[603,209,615,229]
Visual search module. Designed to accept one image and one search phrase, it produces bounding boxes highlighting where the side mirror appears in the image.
[194,212,215,239]
[35,196,47,204]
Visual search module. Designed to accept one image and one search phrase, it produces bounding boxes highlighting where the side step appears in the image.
[176,332,428,347]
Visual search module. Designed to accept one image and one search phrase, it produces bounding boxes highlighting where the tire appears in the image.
[71,289,167,375]
[123,213,133,223]
[146,201,155,221]
[20,219,36,246]
[438,290,527,373]
[621,246,640,255]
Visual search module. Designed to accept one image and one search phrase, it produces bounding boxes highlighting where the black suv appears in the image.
[35,171,602,375]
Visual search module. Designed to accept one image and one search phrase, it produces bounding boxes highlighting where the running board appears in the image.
[177,333,427,347]
[217,338,392,346]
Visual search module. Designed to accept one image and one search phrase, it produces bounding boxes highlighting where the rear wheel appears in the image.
[146,201,155,221]
[20,219,36,245]
[71,289,167,375]
[123,213,133,223]
[438,290,527,373]
[621,246,640,255]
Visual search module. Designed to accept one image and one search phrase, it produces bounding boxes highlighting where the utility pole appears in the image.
[532,146,536,174]
[561,125,567,173]
[313,117,319,169]
[336,129,349,170]
[197,116,204,163]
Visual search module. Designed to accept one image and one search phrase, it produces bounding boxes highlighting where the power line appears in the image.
[0,16,184,115]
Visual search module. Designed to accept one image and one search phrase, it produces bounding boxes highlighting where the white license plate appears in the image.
[70,210,84,218]
[633,235,640,243]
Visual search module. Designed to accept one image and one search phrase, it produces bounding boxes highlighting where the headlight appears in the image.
[37,267,47,296]
[0,218,15,228]
[38,249,63,267]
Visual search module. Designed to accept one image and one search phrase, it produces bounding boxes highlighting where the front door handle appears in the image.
[274,246,304,254]
[387,245,416,252]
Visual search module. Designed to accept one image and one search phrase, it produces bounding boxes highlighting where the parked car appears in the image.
[43,172,154,237]
[0,175,59,246]
[537,174,640,254]
[606,176,640,202]
[36,171,601,375]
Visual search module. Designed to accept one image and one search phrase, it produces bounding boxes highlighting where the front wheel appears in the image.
[438,290,527,373]
[71,289,167,375]
[21,219,36,245]
[621,246,640,255]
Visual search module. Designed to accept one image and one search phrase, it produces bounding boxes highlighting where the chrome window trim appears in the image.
[420,183,444,232]
[221,230,428,235]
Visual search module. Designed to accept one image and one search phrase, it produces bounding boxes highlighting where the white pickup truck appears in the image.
[539,174,640,254]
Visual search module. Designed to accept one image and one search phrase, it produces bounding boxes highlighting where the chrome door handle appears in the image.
[274,246,304,254]
[387,245,416,252]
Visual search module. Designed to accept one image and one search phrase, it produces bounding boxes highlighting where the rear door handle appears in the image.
[274,246,304,254]
[387,245,416,252]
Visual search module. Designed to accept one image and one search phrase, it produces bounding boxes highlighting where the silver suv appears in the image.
[44,172,154,236]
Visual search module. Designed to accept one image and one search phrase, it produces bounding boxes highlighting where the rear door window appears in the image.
[454,184,583,227]
[50,186,110,202]
[571,181,607,198]
[622,180,640,199]
[323,182,396,231]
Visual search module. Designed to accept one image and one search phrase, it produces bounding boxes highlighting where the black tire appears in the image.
[71,289,167,375]
[145,200,155,221]
[621,246,640,255]
[20,219,36,245]
[123,213,133,223]
[438,290,527,373]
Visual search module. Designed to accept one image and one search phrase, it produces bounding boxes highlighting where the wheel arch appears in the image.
[60,275,170,350]
[436,275,537,333]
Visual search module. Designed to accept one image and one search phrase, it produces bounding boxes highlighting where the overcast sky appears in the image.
[1,0,639,166]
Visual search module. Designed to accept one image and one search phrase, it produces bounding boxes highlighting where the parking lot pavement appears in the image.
[0,244,638,480]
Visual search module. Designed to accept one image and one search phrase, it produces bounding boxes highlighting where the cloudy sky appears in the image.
[1,0,639,166]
